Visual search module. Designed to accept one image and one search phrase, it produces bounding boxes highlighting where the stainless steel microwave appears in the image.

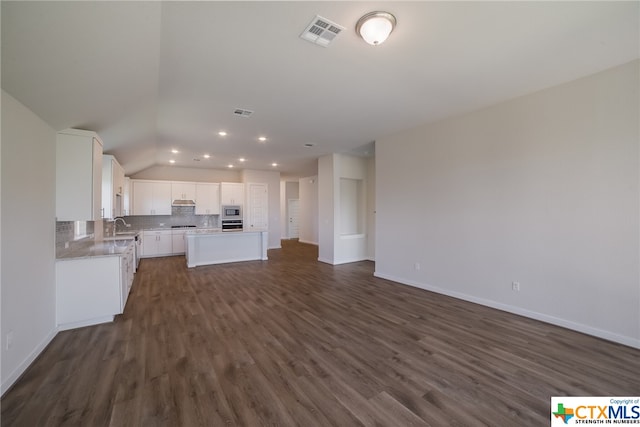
[221,205,242,219]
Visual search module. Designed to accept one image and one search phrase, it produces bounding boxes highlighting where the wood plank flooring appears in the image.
[2,240,639,426]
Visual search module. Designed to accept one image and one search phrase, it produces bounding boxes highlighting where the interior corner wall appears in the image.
[318,153,370,265]
[241,169,281,249]
[318,155,335,263]
[375,60,640,348]
[1,90,58,394]
[366,155,376,261]
[299,175,318,245]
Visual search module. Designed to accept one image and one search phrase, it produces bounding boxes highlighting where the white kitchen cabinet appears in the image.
[172,229,186,254]
[56,129,103,221]
[171,182,196,201]
[195,183,220,215]
[220,182,245,206]
[132,180,172,215]
[102,154,125,219]
[121,245,135,308]
[56,249,135,330]
[123,177,132,216]
[142,230,173,257]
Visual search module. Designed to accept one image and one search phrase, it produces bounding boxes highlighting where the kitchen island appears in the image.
[184,229,268,268]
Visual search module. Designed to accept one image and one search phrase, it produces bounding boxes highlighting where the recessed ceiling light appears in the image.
[271,163,278,167]
[228,164,234,168]
[258,136,267,142]
[169,159,176,164]
[171,149,179,154]
[239,158,246,162]
[304,143,315,147]
[203,154,210,159]
[218,131,227,136]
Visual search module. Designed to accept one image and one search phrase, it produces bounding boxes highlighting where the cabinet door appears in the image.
[153,182,172,215]
[195,183,220,215]
[56,131,103,221]
[172,232,185,254]
[172,182,196,200]
[120,255,128,310]
[221,183,245,205]
[143,231,159,255]
[123,177,131,216]
[158,232,173,254]
[114,162,125,196]
[133,181,154,215]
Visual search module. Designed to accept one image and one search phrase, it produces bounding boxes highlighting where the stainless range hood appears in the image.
[172,199,196,207]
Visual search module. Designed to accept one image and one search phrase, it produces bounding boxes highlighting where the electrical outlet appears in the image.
[414,262,421,271]
[6,331,14,350]
[512,281,521,291]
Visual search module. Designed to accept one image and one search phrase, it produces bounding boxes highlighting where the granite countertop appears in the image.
[185,229,267,236]
[184,228,222,235]
[56,238,135,261]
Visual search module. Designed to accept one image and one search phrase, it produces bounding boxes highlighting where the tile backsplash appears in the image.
[56,220,95,250]
[111,206,219,233]
[56,207,219,248]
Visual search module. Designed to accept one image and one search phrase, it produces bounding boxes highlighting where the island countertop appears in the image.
[184,230,268,267]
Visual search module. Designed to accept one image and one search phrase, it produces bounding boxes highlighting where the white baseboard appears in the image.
[298,239,318,246]
[374,271,640,350]
[1,327,58,396]
[57,315,114,331]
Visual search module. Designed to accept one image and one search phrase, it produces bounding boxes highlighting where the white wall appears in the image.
[241,169,281,249]
[299,175,318,245]
[318,154,371,265]
[375,60,640,348]
[132,165,241,182]
[366,156,375,260]
[318,156,335,262]
[1,90,58,394]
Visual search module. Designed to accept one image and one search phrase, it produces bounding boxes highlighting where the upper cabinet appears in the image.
[123,177,132,216]
[56,129,103,221]
[131,180,172,215]
[171,182,196,201]
[102,155,125,219]
[195,183,220,215]
[220,182,245,206]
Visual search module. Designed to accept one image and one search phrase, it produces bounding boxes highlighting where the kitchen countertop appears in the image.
[184,229,267,235]
[56,238,136,261]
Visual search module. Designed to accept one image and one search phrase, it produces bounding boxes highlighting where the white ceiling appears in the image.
[2,1,638,179]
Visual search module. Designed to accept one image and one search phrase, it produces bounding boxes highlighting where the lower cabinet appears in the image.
[56,246,135,330]
[142,230,173,257]
[172,229,186,254]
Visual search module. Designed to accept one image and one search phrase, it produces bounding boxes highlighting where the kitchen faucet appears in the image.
[112,217,130,236]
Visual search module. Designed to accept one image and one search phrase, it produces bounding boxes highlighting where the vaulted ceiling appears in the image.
[2,1,638,179]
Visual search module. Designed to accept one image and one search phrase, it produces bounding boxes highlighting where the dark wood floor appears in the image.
[2,240,639,426]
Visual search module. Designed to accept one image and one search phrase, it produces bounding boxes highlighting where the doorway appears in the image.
[287,199,300,239]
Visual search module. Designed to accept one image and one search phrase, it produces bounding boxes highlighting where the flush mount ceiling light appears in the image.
[356,11,396,46]
[218,131,227,136]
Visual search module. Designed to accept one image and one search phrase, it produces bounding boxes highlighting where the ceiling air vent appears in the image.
[300,15,344,47]
[233,108,253,118]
